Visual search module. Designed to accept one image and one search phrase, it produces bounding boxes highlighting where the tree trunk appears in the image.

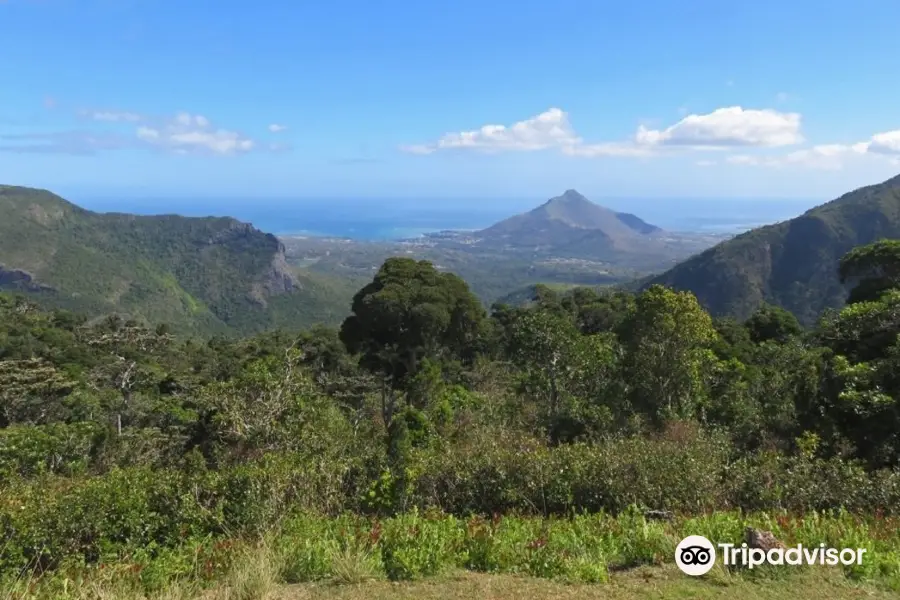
[381,377,396,427]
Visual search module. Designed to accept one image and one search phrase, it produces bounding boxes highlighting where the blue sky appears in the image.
[2,0,900,201]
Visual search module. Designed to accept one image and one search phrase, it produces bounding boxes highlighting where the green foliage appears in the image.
[340,258,486,392]
[379,510,463,580]
[0,422,102,480]
[4,233,900,593]
[8,510,900,594]
[745,303,804,343]
[0,185,354,336]
[840,239,900,304]
[621,285,719,424]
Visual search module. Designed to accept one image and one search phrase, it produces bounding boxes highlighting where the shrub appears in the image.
[0,422,102,481]
[379,510,464,580]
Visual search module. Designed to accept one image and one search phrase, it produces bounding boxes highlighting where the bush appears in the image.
[411,426,732,516]
[0,422,103,481]
[379,510,464,580]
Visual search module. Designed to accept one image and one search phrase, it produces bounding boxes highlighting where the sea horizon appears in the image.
[72,196,824,241]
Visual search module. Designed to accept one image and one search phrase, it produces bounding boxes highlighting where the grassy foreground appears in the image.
[290,568,897,600]
[4,510,900,599]
[5,566,895,600]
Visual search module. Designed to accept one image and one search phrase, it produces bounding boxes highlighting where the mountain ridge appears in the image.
[647,173,900,324]
[0,185,351,335]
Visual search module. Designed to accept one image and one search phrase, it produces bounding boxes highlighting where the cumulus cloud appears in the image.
[136,112,254,155]
[268,123,287,133]
[865,130,900,155]
[634,107,803,148]
[401,108,581,154]
[403,106,805,159]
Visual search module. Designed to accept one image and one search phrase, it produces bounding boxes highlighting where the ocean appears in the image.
[75,197,823,241]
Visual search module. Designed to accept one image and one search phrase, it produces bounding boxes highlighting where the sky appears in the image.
[2,0,900,202]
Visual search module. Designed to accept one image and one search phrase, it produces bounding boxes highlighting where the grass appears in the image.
[5,566,895,600]
[287,567,899,600]
[3,511,899,599]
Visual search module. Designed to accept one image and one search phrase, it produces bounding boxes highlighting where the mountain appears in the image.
[477,189,662,250]
[647,174,900,324]
[0,185,355,335]
[467,189,718,271]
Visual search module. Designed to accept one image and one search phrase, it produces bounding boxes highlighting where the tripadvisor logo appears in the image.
[675,535,868,576]
[676,535,717,576]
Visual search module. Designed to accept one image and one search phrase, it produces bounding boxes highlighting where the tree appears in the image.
[507,307,621,440]
[339,258,486,427]
[744,303,804,344]
[0,358,76,426]
[817,291,900,466]
[839,239,900,304]
[811,242,900,466]
[507,308,580,425]
[620,285,718,424]
[199,346,317,456]
[562,288,635,335]
[80,317,174,435]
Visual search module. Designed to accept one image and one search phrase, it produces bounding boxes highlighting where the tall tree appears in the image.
[816,241,900,466]
[80,317,173,435]
[620,285,718,424]
[339,258,486,426]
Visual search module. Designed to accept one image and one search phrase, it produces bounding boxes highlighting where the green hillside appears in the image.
[648,173,900,324]
[0,185,354,335]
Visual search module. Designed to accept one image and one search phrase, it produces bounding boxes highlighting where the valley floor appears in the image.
[261,567,893,600]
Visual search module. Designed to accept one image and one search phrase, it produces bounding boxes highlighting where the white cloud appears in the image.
[268,123,287,133]
[401,108,581,154]
[137,112,254,155]
[5,106,264,156]
[76,109,253,155]
[402,106,900,172]
[726,130,899,170]
[866,130,900,155]
[403,105,806,160]
[634,107,803,148]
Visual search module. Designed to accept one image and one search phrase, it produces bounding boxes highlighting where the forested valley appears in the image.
[2,240,900,598]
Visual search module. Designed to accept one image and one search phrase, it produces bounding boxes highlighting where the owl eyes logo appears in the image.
[675,535,717,576]
[680,545,712,565]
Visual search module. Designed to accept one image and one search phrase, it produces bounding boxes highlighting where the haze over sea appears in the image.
[76,197,822,241]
